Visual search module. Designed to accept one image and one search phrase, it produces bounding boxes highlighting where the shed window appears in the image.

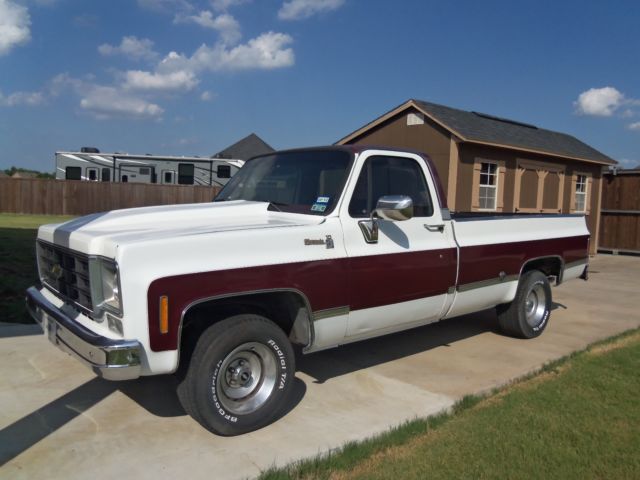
[575,174,588,212]
[178,163,195,185]
[478,162,498,210]
[65,166,81,180]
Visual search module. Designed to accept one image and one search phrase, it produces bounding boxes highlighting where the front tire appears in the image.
[497,270,551,339]
[177,314,295,435]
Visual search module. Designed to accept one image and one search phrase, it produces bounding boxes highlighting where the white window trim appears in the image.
[574,172,589,213]
[478,160,499,212]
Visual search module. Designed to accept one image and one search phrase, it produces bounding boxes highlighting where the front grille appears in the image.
[37,241,94,316]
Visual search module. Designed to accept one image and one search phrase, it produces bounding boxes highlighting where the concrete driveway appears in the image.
[2,255,639,480]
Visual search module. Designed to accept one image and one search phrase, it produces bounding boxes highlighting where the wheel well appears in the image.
[521,257,563,285]
[177,291,312,371]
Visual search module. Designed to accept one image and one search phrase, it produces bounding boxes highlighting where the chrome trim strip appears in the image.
[564,258,589,269]
[25,287,141,381]
[312,306,350,321]
[457,274,519,293]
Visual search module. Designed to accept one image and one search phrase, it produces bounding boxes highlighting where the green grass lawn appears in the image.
[0,213,74,323]
[261,330,640,480]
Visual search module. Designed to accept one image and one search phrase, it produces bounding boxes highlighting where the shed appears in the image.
[337,99,617,254]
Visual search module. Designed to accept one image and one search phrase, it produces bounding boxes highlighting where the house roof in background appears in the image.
[338,99,616,165]
[213,133,274,160]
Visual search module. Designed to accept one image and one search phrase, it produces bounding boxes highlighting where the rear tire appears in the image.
[497,270,551,339]
[177,314,295,436]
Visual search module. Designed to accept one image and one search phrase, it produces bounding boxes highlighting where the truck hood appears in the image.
[37,201,325,258]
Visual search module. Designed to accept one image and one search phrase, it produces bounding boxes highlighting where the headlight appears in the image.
[90,258,122,317]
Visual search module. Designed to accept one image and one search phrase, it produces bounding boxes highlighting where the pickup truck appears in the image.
[26,146,589,435]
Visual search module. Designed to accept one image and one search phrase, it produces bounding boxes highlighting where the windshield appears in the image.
[214,149,353,215]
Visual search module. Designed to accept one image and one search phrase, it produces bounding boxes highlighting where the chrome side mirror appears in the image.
[358,195,413,243]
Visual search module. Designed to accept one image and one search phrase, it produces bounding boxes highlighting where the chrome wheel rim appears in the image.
[524,284,547,327]
[216,342,277,415]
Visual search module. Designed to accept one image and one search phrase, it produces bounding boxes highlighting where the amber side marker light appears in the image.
[159,295,169,334]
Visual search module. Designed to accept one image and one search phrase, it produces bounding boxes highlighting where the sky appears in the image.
[0,0,639,172]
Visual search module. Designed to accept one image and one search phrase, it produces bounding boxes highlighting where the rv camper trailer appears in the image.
[55,149,244,186]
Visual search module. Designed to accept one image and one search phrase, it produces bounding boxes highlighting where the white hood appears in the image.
[37,201,325,258]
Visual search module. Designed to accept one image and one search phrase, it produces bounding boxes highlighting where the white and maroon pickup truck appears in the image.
[27,146,589,435]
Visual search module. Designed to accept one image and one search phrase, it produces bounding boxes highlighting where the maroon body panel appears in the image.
[147,235,589,352]
[147,248,457,352]
[457,235,589,286]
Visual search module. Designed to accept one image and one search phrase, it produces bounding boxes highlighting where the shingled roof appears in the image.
[213,133,274,160]
[338,99,616,165]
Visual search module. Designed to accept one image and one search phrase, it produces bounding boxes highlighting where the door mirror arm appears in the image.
[358,195,413,244]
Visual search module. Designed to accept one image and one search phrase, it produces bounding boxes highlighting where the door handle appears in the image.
[424,223,445,233]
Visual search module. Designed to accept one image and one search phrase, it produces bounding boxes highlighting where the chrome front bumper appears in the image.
[25,286,142,381]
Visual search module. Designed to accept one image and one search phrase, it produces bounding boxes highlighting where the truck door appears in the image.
[340,151,458,338]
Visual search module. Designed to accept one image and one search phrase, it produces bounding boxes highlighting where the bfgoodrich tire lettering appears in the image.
[497,270,552,339]
[177,314,295,436]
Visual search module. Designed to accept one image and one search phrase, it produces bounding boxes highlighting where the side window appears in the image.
[101,168,111,182]
[65,166,81,180]
[348,156,433,218]
[178,163,195,185]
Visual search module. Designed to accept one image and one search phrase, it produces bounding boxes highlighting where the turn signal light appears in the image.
[159,295,169,335]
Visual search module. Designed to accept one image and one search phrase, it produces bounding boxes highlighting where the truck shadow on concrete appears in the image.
[0,306,544,465]
[298,309,500,384]
[0,373,306,466]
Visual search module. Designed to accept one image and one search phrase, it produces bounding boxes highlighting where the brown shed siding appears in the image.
[341,106,607,255]
[346,108,452,189]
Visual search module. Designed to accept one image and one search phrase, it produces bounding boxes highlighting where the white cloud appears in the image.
[200,90,214,101]
[160,31,294,73]
[80,85,164,119]
[0,0,31,56]
[211,0,251,11]
[574,87,625,117]
[0,89,44,107]
[123,69,199,92]
[98,36,159,62]
[278,0,344,20]
[175,11,241,44]
[628,122,640,131]
[48,73,164,120]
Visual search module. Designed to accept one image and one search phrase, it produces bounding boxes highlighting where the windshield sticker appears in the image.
[316,196,330,204]
[311,204,327,212]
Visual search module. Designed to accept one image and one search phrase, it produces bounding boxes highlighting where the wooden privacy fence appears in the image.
[599,170,640,254]
[0,178,221,216]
